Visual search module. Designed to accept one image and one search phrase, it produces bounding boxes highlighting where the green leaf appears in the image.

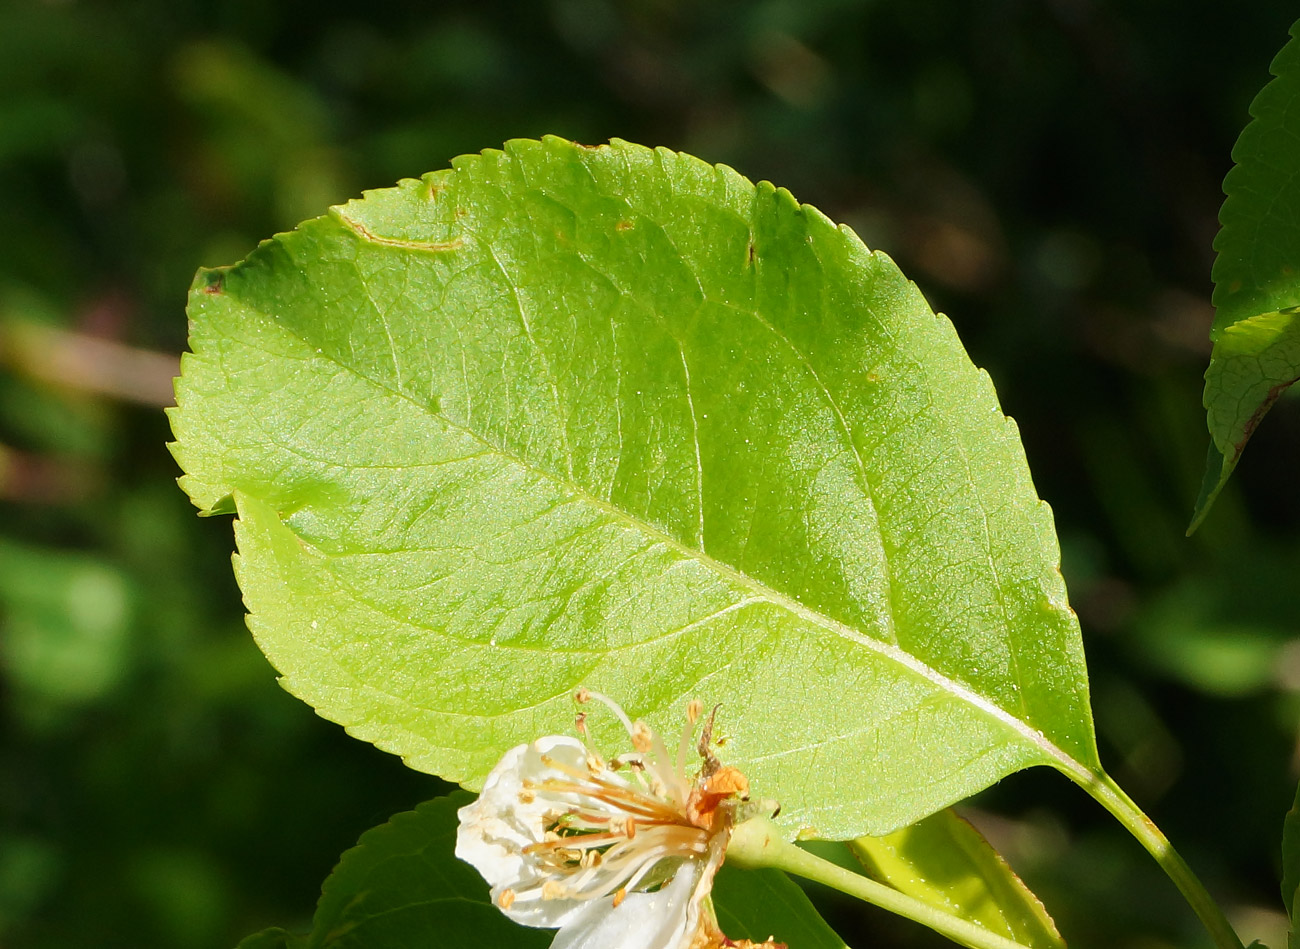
[712,865,849,949]
[1283,780,1300,948]
[1193,18,1300,530]
[232,791,847,949]
[231,792,551,949]
[170,136,1100,839]
[847,808,1063,949]
[235,929,304,949]
[305,793,550,949]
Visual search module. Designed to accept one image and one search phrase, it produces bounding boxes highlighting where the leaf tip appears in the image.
[1187,440,1230,535]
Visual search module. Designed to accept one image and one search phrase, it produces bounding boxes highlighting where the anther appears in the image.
[631,721,654,753]
[498,888,516,910]
[686,699,703,725]
[574,688,591,704]
[612,887,627,908]
[542,880,566,900]
[518,788,536,804]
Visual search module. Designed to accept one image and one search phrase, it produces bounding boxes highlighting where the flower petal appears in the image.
[456,735,595,928]
[548,864,700,949]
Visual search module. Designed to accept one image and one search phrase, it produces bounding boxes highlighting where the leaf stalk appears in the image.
[1074,771,1244,949]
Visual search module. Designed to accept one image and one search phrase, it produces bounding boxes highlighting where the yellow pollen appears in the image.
[631,721,654,753]
[542,880,566,900]
[498,888,516,910]
[518,789,536,804]
[687,699,703,724]
[574,688,592,704]
[586,753,605,774]
[626,817,637,840]
[612,887,627,908]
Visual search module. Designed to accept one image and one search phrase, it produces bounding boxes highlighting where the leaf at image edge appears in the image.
[1282,779,1300,948]
[1195,17,1300,527]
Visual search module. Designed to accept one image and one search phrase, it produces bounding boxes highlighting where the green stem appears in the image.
[727,817,1033,949]
[1071,769,1243,949]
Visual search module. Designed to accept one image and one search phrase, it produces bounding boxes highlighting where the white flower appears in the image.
[455,691,758,949]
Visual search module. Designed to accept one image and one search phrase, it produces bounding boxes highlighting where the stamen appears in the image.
[541,880,567,900]
[498,888,516,910]
[577,689,638,738]
[535,776,686,822]
[612,887,627,907]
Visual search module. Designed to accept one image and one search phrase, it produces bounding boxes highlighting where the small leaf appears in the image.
[848,809,1063,949]
[308,793,549,949]
[1194,18,1300,529]
[171,136,1101,839]
[713,865,849,949]
[1283,779,1300,948]
[235,929,304,949]
[237,792,551,949]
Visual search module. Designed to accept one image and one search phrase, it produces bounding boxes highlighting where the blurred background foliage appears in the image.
[2,0,1299,946]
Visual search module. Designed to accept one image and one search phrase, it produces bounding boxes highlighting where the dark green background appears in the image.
[2,1,1298,946]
